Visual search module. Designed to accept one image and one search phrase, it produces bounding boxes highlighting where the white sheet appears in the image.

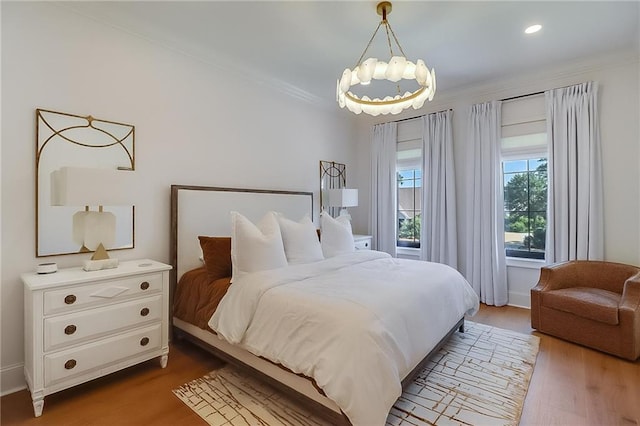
[209,251,479,426]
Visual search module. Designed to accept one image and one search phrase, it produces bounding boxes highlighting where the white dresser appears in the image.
[353,234,372,250]
[22,259,171,417]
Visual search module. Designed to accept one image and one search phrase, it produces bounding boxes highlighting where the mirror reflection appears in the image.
[319,160,346,218]
[36,109,135,257]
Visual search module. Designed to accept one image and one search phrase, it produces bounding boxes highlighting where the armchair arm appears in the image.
[530,262,575,329]
[620,272,640,312]
[531,261,576,293]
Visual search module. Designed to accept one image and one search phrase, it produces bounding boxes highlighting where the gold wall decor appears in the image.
[319,160,346,217]
[36,108,135,257]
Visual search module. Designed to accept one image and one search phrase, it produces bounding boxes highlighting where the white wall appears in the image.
[353,51,640,307]
[0,2,358,395]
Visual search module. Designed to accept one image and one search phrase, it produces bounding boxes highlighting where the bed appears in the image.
[169,185,479,426]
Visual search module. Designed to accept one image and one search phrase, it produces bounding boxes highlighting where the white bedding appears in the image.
[209,250,479,426]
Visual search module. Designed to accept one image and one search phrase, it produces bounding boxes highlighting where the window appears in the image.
[396,119,422,249]
[397,168,421,248]
[501,93,548,260]
[502,154,547,259]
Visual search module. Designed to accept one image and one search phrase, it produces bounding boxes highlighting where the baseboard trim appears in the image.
[508,291,531,309]
[1,362,26,396]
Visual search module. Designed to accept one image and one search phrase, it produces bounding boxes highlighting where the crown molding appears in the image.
[365,49,640,125]
[56,3,325,107]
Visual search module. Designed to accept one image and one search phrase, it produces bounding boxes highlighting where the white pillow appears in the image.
[230,211,287,281]
[276,214,324,264]
[320,211,355,258]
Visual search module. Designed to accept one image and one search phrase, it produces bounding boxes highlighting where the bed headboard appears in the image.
[169,185,313,307]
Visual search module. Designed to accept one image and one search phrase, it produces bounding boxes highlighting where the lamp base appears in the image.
[338,208,352,221]
[83,258,119,272]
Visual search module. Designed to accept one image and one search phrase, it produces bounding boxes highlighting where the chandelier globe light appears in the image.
[336,1,436,116]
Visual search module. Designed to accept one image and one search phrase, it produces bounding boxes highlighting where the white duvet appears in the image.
[209,250,479,426]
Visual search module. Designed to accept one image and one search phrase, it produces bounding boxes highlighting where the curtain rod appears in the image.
[501,81,592,102]
[393,108,453,123]
[500,91,544,102]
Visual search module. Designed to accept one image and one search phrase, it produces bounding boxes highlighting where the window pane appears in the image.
[503,160,527,173]
[398,187,415,210]
[504,172,529,210]
[529,158,547,171]
[398,170,413,181]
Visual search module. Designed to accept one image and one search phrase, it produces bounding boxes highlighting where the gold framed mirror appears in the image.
[36,109,135,257]
[319,160,346,217]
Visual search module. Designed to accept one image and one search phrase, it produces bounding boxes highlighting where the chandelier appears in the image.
[336,1,436,116]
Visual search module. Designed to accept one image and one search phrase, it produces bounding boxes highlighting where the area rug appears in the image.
[173,321,539,426]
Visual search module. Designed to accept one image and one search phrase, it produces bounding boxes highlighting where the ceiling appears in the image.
[62,1,639,107]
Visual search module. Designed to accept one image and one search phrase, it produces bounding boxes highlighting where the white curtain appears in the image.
[465,101,508,306]
[545,82,603,262]
[370,122,398,257]
[421,110,458,268]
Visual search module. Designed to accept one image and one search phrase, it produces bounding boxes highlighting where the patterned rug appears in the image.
[173,321,539,426]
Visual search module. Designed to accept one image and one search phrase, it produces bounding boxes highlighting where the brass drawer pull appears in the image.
[64,325,77,335]
[140,308,150,317]
[64,294,76,305]
[140,337,149,346]
[140,281,150,290]
[64,359,76,370]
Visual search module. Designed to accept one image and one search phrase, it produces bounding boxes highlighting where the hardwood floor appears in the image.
[2,305,639,425]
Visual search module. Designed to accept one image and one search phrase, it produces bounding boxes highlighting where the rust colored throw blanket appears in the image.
[173,267,231,331]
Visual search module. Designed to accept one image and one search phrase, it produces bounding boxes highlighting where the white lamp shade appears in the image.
[51,167,136,206]
[326,188,359,208]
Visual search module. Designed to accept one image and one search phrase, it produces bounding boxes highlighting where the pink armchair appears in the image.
[531,260,640,360]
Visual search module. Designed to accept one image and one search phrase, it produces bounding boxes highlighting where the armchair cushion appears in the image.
[542,287,620,325]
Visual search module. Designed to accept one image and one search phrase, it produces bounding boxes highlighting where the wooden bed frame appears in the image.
[169,184,464,425]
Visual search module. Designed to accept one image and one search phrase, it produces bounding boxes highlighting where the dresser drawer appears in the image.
[44,295,162,351]
[354,239,371,250]
[43,273,162,315]
[44,323,161,387]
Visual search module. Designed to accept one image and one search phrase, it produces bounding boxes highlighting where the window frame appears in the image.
[396,121,422,250]
[501,146,548,261]
[396,167,421,249]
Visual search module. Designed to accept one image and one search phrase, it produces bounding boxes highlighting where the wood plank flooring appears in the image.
[2,304,639,425]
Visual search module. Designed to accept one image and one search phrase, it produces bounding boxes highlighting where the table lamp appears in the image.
[326,188,359,219]
[51,167,135,271]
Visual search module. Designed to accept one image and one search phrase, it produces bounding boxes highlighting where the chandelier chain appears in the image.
[386,22,407,58]
[384,22,394,57]
[355,21,383,68]
[355,19,407,70]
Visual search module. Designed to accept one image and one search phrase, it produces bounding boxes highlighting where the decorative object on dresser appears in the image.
[22,259,171,417]
[353,234,372,250]
[51,166,137,271]
[36,108,135,257]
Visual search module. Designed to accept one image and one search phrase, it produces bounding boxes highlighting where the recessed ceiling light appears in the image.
[525,24,542,34]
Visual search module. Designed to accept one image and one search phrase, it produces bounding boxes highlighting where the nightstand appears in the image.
[22,259,171,417]
[353,234,372,250]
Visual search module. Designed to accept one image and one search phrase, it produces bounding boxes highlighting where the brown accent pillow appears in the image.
[198,236,232,282]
